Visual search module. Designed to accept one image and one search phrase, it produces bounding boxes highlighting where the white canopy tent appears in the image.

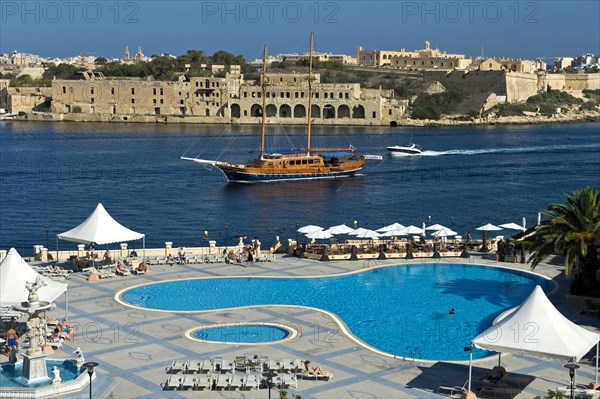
[57,203,145,258]
[465,286,599,393]
[0,248,67,307]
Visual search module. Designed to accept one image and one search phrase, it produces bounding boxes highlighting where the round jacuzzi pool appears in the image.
[184,323,298,344]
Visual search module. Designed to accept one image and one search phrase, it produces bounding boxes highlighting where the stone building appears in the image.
[49,71,406,125]
[358,40,471,70]
[1,86,51,113]
[279,52,357,65]
[476,58,535,73]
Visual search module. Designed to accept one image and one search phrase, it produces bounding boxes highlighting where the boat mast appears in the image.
[306,32,314,155]
[260,44,267,159]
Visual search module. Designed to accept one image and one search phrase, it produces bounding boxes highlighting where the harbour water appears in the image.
[1,121,599,253]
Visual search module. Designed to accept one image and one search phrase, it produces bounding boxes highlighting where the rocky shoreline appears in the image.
[4,109,599,127]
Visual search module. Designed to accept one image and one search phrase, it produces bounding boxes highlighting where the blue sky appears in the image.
[1,1,598,60]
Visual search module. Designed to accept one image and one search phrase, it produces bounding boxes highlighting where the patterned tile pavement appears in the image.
[6,254,598,399]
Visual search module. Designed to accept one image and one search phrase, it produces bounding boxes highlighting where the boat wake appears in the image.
[419,143,599,157]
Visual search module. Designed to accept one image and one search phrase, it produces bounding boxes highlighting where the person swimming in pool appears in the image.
[449,308,456,316]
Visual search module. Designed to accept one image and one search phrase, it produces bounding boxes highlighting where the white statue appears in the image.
[25,276,47,303]
[73,347,85,365]
[51,366,62,384]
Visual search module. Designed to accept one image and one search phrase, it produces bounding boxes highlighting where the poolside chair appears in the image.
[164,376,181,390]
[228,372,245,391]
[180,375,196,390]
[278,358,295,373]
[301,361,334,381]
[214,374,230,390]
[212,356,223,372]
[170,360,187,374]
[186,360,201,374]
[242,373,261,390]
[235,356,249,373]
[277,374,298,389]
[194,375,212,390]
[198,360,211,374]
[557,385,600,399]
[115,266,131,276]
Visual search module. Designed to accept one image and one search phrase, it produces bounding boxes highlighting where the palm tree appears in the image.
[529,187,600,288]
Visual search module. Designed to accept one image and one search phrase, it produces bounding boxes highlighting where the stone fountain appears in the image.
[13,276,55,385]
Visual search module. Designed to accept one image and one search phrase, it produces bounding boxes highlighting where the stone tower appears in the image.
[124,46,131,62]
[424,40,430,50]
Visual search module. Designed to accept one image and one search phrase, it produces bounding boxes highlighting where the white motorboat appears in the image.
[386,144,422,155]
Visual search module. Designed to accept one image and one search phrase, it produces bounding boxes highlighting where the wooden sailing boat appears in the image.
[182,33,366,183]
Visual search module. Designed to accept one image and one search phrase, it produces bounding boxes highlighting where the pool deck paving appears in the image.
[5,254,599,399]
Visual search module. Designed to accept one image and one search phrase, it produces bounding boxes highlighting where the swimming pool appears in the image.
[186,323,296,344]
[118,264,552,361]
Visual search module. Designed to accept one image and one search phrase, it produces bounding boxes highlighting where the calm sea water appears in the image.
[0,121,599,253]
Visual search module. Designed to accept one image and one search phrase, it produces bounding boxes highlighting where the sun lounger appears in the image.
[302,369,334,381]
[170,360,187,374]
[243,373,261,390]
[186,360,201,374]
[212,356,223,372]
[198,360,211,374]
[194,375,212,390]
[557,385,600,399]
[277,374,298,389]
[180,375,196,390]
[214,375,230,390]
[164,376,181,390]
[235,356,249,372]
[228,373,245,390]
[278,358,296,373]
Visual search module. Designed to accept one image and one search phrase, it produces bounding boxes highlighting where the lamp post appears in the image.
[295,221,299,249]
[82,361,99,399]
[564,363,580,399]
[44,225,50,250]
[225,223,229,251]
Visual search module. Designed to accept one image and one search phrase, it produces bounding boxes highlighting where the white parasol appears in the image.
[349,227,371,236]
[431,227,457,237]
[401,225,425,235]
[476,223,503,252]
[298,225,323,234]
[425,224,447,231]
[376,222,406,233]
[353,229,381,239]
[380,228,408,237]
[498,223,526,232]
[324,224,355,235]
[305,230,333,240]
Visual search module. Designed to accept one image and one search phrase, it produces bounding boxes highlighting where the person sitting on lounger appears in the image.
[483,366,506,383]
[303,360,330,376]
[116,262,128,274]
[61,318,74,342]
[103,250,113,263]
[137,261,149,273]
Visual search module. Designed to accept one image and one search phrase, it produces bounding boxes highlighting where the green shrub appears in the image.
[410,89,467,120]
[527,90,583,105]
[72,106,82,113]
[18,111,27,117]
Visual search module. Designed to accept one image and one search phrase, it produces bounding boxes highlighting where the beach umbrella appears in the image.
[537,212,541,226]
[476,223,503,252]
[305,230,333,240]
[401,225,425,235]
[325,224,355,235]
[522,217,527,229]
[431,227,457,237]
[349,227,370,236]
[380,228,408,237]
[425,224,447,231]
[498,223,526,232]
[376,222,405,233]
[353,229,381,239]
[298,225,323,234]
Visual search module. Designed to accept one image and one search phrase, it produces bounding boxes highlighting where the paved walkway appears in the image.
[6,254,599,399]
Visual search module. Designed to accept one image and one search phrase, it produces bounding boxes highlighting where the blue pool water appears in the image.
[121,264,551,360]
[0,360,83,388]
[192,324,290,343]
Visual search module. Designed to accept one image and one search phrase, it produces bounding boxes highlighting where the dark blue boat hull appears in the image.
[220,168,361,183]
